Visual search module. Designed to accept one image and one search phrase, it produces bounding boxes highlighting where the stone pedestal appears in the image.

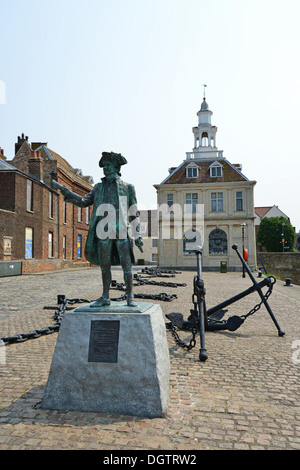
[41,301,170,418]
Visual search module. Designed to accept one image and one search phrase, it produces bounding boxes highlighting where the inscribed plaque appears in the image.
[88,320,120,363]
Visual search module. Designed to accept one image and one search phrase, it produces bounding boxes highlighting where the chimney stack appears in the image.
[15,133,29,155]
[28,149,44,181]
[0,147,6,161]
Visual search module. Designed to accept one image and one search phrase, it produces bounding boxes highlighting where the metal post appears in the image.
[256,251,268,274]
[240,223,246,278]
[196,247,202,279]
[195,247,208,361]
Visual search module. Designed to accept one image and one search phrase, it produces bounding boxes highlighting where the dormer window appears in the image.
[186,163,199,178]
[209,161,223,177]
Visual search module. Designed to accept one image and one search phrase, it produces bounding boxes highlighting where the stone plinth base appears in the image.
[41,302,170,418]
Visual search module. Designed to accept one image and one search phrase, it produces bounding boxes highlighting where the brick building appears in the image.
[0,134,94,273]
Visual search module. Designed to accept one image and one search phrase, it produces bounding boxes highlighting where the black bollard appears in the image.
[57,295,66,304]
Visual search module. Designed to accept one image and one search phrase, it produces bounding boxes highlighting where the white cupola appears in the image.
[192,96,218,152]
[186,89,224,161]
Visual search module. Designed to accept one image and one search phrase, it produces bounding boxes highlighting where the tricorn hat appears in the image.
[99,151,127,168]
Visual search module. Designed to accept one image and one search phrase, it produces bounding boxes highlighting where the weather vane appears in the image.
[203,84,207,98]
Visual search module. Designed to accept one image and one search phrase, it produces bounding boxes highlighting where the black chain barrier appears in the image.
[0,298,88,346]
[138,268,181,277]
[134,275,186,288]
[2,246,283,357]
[166,312,198,351]
[111,291,178,302]
[109,276,186,292]
[1,282,180,346]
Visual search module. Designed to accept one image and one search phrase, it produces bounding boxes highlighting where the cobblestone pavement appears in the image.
[0,266,300,451]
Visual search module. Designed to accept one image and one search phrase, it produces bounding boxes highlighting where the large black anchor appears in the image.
[166,244,285,362]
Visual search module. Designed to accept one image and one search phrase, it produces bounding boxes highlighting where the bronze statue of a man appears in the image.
[59,151,143,307]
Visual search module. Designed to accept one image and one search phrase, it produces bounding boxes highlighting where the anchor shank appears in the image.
[232,244,285,336]
[206,278,271,317]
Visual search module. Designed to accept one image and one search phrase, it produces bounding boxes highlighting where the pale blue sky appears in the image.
[1,0,300,230]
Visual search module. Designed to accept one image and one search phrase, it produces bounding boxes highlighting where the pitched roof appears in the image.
[0,159,17,171]
[35,145,94,187]
[161,159,248,185]
[254,206,273,218]
[3,139,94,190]
[36,145,73,170]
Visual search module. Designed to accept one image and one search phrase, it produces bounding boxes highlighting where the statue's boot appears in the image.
[94,296,111,307]
[124,271,137,307]
[94,269,111,306]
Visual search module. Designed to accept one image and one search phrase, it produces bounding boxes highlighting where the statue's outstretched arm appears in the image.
[51,179,94,207]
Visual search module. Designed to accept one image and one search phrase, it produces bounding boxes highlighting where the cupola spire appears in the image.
[191,87,218,155]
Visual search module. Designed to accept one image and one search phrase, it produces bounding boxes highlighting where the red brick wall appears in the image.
[0,172,16,211]
[56,171,92,262]
[1,156,94,270]
[0,172,60,260]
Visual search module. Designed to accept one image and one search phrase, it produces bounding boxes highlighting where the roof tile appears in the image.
[162,160,247,184]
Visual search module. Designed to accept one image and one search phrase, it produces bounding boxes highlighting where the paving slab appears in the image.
[0,267,300,451]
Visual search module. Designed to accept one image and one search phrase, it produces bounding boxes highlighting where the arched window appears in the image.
[209,229,227,254]
[201,132,208,146]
